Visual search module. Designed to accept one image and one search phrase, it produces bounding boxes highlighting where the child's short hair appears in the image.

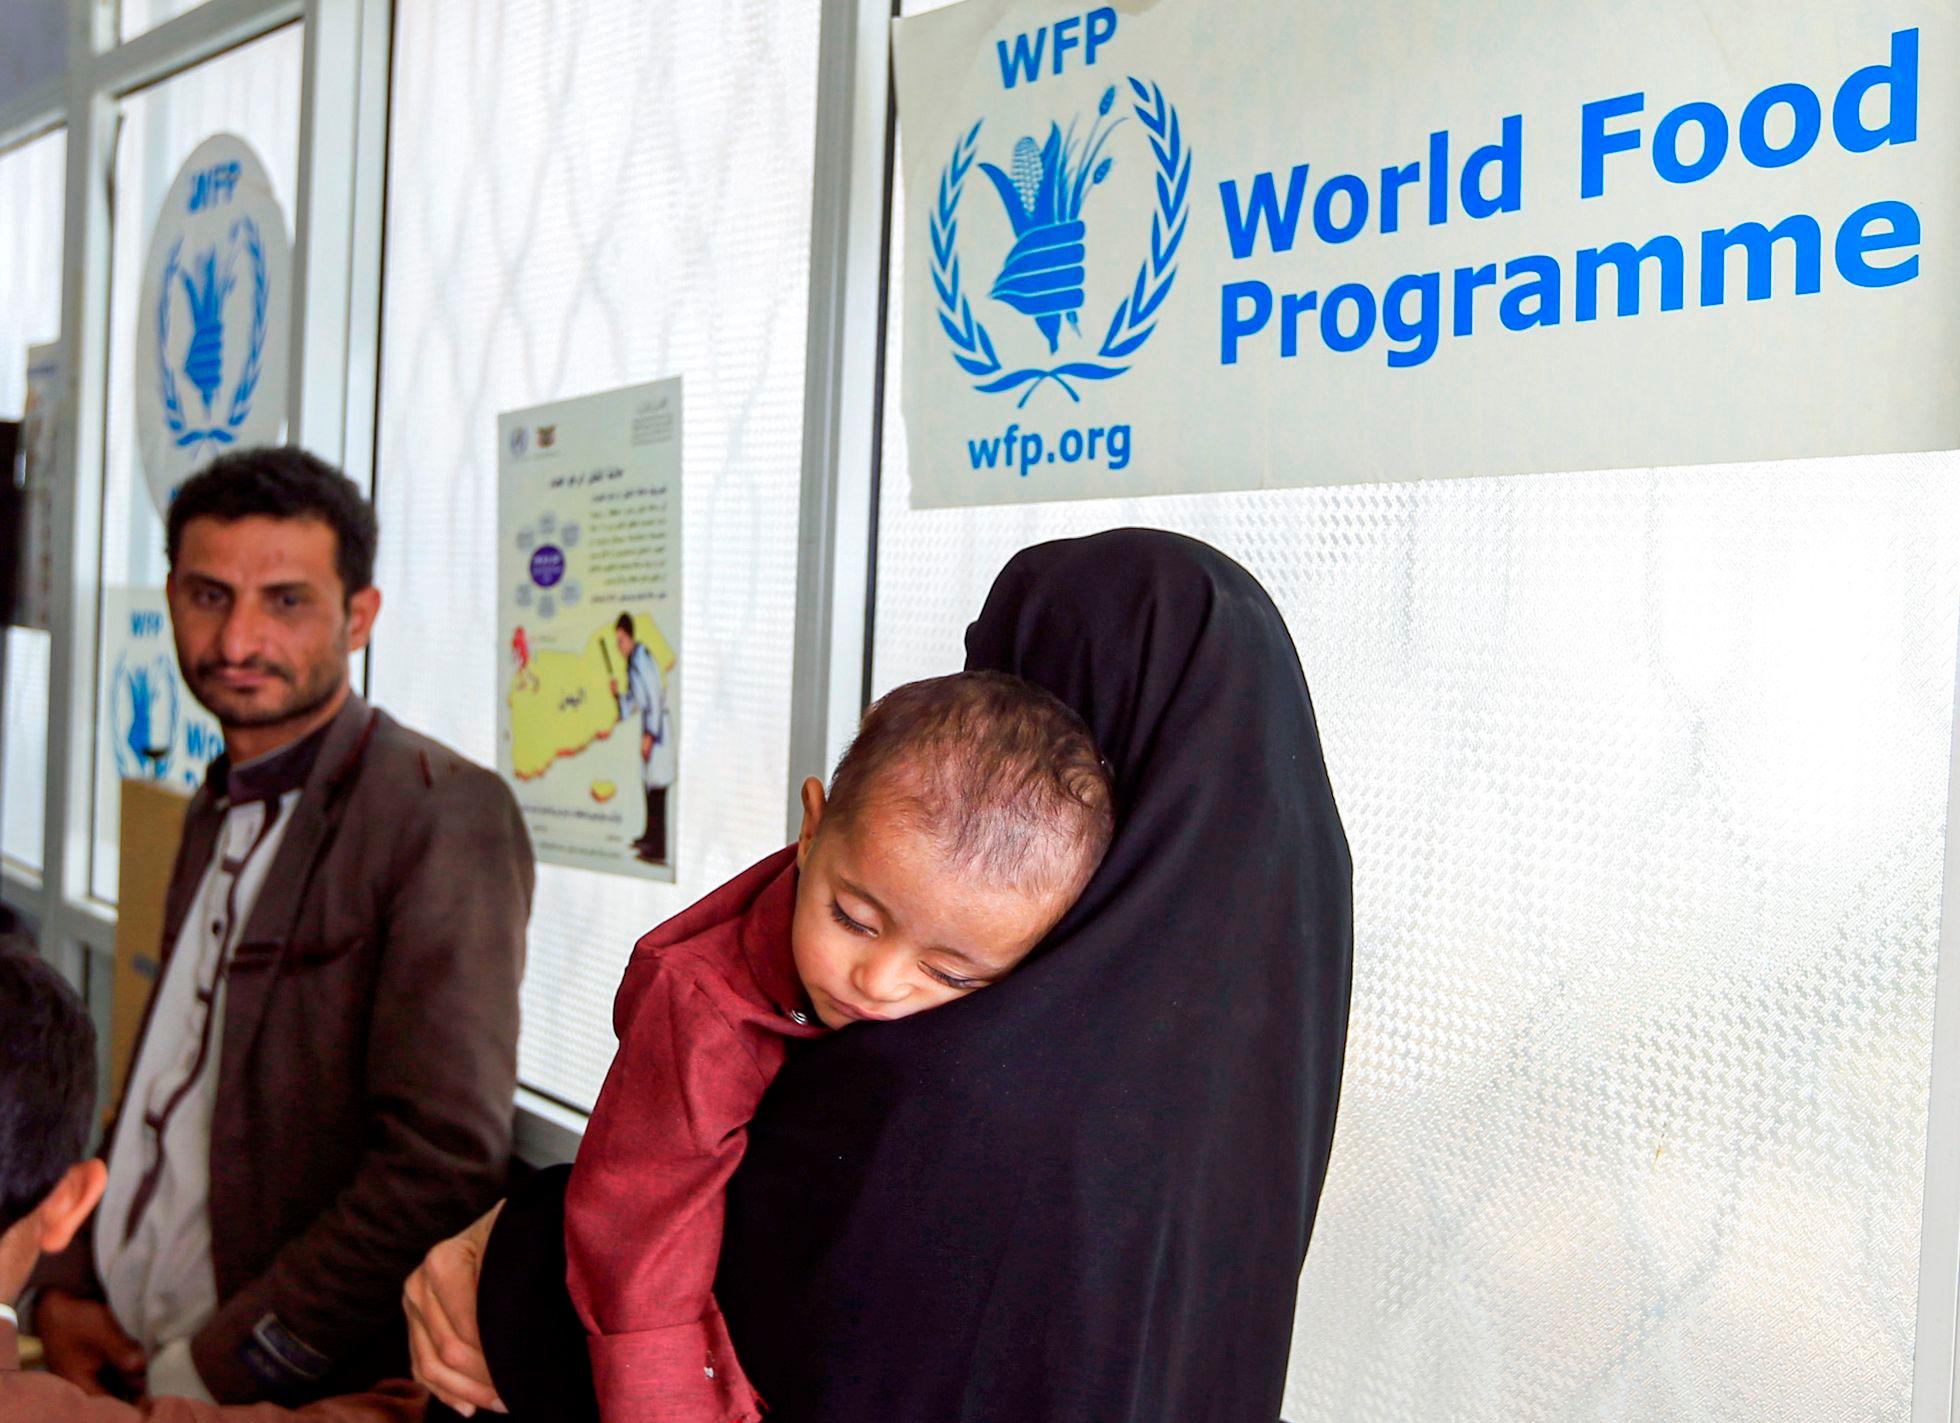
[827,671,1115,900]
[0,946,98,1233]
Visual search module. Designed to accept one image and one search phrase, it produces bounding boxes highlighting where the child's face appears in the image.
[791,777,1068,1029]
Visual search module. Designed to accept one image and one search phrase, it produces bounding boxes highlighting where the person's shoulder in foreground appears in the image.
[566,669,1118,1423]
[0,946,426,1423]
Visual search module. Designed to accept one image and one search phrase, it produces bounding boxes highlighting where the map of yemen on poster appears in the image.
[894,0,1960,506]
[507,616,674,783]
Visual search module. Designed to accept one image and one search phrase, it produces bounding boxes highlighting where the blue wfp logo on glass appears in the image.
[111,650,181,782]
[155,161,270,453]
[110,605,217,788]
[934,20,1190,408]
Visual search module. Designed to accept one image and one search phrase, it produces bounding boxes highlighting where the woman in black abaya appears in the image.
[410,529,1353,1423]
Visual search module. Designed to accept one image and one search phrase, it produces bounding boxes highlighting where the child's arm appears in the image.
[565,958,769,1423]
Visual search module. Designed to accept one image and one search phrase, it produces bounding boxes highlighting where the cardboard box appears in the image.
[113,777,191,1112]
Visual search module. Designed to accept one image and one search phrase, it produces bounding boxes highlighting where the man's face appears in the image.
[166,515,380,735]
[615,627,634,660]
[790,779,1065,1029]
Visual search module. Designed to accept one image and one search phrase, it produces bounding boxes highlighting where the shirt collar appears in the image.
[205,704,339,806]
[737,848,825,1029]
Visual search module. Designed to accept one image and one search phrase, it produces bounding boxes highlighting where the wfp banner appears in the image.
[894,0,1960,506]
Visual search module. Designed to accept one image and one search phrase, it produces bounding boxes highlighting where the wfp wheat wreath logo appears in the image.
[136,135,291,516]
[935,79,1189,407]
[154,218,270,454]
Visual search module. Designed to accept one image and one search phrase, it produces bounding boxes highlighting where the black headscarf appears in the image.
[717,529,1352,1423]
[472,529,1351,1423]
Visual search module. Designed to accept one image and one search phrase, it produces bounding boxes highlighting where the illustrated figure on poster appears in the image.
[510,624,540,693]
[611,612,673,864]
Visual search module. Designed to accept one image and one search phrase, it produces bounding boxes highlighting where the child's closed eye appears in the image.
[922,963,986,992]
[829,901,876,937]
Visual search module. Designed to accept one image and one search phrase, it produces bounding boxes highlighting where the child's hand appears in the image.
[403,1200,506,1416]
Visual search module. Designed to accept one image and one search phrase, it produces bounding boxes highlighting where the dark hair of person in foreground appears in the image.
[0,947,97,1234]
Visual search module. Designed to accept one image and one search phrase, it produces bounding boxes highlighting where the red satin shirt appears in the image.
[565,846,826,1423]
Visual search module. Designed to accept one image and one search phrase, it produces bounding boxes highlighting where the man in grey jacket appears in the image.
[34,447,533,1408]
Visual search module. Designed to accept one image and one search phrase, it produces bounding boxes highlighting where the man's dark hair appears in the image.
[165,446,379,598]
[0,946,98,1234]
[616,613,635,637]
[826,671,1116,901]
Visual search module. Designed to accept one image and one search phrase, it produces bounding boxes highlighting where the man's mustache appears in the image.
[194,655,295,683]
